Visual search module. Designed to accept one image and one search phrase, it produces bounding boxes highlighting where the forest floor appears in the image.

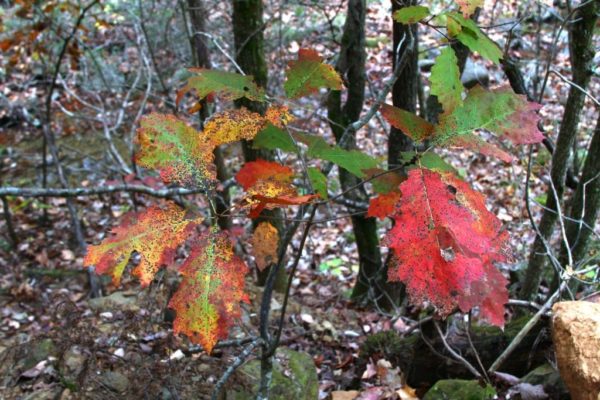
[1,1,599,399]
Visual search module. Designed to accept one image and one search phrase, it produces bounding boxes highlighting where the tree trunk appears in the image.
[186,0,232,231]
[520,0,598,300]
[232,0,286,291]
[327,0,385,305]
[560,112,600,270]
[388,0,418,167]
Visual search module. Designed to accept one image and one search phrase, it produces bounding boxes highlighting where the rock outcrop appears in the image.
[552,301,600,400]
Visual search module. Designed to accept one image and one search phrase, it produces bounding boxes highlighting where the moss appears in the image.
[423,380,496,400]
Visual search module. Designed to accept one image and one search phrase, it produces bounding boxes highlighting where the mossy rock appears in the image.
[522,363,569,399]
[423,380,496,400]
[226,348,318,400]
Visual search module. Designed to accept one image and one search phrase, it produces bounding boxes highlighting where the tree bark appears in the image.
[327,0,385,304]
[388,0,418,167]
[232,0,286,291]
[560,112,600,269]
[187,0,232,231]
[520,0,598,300]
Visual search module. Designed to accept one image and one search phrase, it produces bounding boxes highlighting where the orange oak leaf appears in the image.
[84,204,200,286]
[455,0,482,17]
[251,222,280,271]
[235,159,294,190]
[246,180,317,219]
[168,230,249,353]
[204,108,267,146]
[384,168,509,326]
[236,160,316,218]
[367,191,402,220]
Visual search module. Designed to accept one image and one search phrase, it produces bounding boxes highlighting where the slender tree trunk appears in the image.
[232,0,286,291]
[187,0,232,231]
[388,0,418,167]
[559,113,600,269]
[327,0,384,304]
[520,0,598,300]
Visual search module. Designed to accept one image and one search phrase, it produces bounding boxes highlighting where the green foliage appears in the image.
[253,125,296,152]
[307,167,328,199]
[430,47,463,113]
[445,12,503,63]
[393,5,430,24]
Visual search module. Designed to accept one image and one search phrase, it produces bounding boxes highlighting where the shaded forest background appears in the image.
[0,0,598,399]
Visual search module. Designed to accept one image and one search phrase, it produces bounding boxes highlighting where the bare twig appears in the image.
[488,281,567,373]
[0,185,205,198]
[433,320,482,379]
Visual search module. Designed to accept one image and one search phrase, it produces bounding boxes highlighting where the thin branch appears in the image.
[210,338,264,400]
[488,281,567,373]
[0,185,205,198]
[433,320,482,379]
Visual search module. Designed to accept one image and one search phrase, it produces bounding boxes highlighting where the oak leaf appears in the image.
[236,160,317,218]
[381,86,544,162]
[84,204,200,286]
[284,49,343,98]
[367,191,402,220]
[169,230,249,353]
[176,68,265,106]
[135,113,215,185]
[384,168,509,326]
[251,222,280,271]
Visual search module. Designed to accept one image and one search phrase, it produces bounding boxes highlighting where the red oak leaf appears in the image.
[384,168,509,326]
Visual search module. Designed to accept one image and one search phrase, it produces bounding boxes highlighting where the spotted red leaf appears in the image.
[84,204,200,286]
[384,168,509,326]
[169,230,249,353]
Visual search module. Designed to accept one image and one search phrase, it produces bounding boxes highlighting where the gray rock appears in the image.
[100,371,129,393]
[461,59,489,88]
[88,292,139,313]
[522,363,569,399]
[60,346,87,381]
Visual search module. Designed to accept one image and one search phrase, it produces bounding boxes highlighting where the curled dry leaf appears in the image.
[251,222,279,271]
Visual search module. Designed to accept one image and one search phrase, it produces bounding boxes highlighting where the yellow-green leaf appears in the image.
[169,230,249,353]
[430,46,463,113]
[284,49,343,99]
[177,68,265,105]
